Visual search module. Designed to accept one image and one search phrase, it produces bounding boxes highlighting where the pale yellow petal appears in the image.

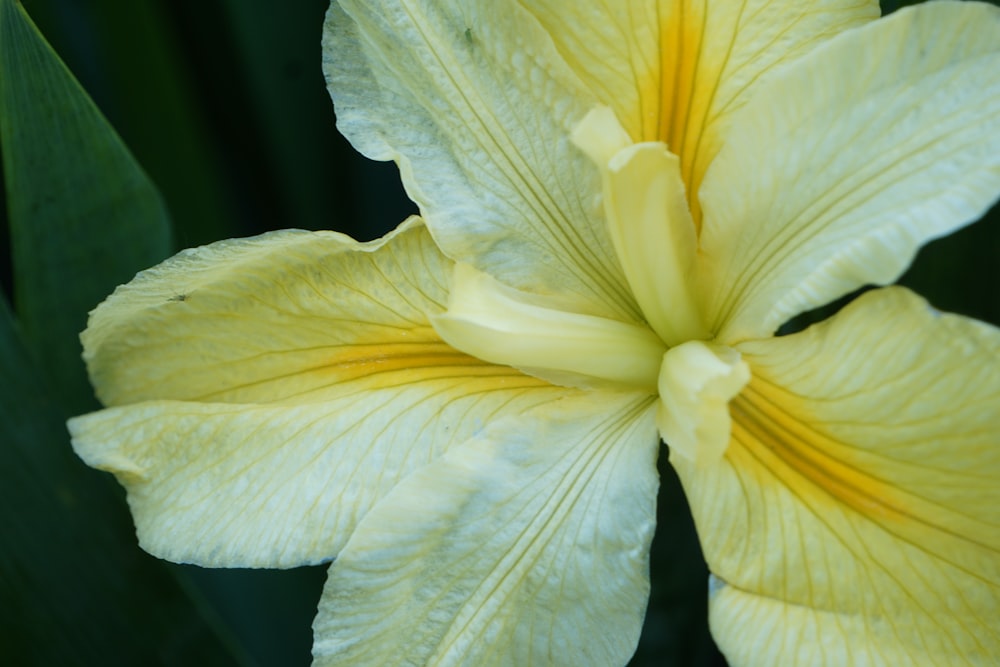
[324,1,637,321]
[656,340,749,467]
[84,218,451,406]
[70,219,573,567]
[526,0,878,224]
[431,262,665,391]
[312,392,658,666]
[573,108,707,346]
[700,2,1000,342]
[70,376,567,568]
[672,287,1000,664]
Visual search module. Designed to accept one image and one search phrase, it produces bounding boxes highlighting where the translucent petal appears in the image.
[70,220,573,566]
[525,0,878,224]
[700,2,1000,342]
[324,1,637,321]
[673,287,1000,664]
[313,392,658,666]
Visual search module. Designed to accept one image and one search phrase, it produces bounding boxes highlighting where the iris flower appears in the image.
[70,0,999,664]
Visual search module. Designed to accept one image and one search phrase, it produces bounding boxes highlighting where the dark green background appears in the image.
[1,1,996,665]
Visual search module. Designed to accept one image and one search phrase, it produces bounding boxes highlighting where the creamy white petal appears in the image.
[673,287,1000,665]
[699,2,1000,342]
[82,218,459,406]
[70,376,568,568]
[324,1,638,321]
[70,219,573,567]
[313,392,658,666]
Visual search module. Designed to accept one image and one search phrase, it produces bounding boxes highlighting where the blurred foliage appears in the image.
[0,0,996,665]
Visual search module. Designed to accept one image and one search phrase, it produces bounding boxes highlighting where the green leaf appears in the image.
[0,0,172,413]
[0,299,245,665]
[0,2,245,663]
[22,0,236,250]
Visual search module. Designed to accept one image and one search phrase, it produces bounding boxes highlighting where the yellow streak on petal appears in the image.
[729,377,995,559]
[191,336,551,405]
[732,389,893,520]
[311,340,504,382]
[657,1,707,152]
[655,0,711,226]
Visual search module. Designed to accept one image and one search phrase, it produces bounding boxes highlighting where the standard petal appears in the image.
[324,1,639,321]
[525,0,878,224]
[672,287,1000,665]
[312,392,658,666]
[70,219,573,567]
[699,2,1000,342]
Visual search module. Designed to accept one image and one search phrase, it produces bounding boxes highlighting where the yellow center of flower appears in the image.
[432,106,749,465]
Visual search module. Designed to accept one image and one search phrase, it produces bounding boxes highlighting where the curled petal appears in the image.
[656,341,749,467]
[573,107,707,346]
[432,262,665,391]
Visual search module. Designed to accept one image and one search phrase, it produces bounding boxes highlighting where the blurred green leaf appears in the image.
[0,0,171,413]
[0,1,244,663]
[21,0,236,249]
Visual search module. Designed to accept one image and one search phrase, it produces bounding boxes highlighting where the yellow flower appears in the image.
[70,1,1000,665]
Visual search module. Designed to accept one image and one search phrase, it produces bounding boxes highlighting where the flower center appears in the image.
[432,272,747,466]
[431,106,748,465]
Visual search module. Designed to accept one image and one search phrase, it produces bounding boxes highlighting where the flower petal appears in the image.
[672,287,1000,664]
[699,2,1000,342]
[312,392,658,666]
[323,1,638,321]
[70,219,573,567]
[573,108,708,346]
[525,0,878,223]
[656,340,749,467]
[83,217,448,406]
[432,262,665,391]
